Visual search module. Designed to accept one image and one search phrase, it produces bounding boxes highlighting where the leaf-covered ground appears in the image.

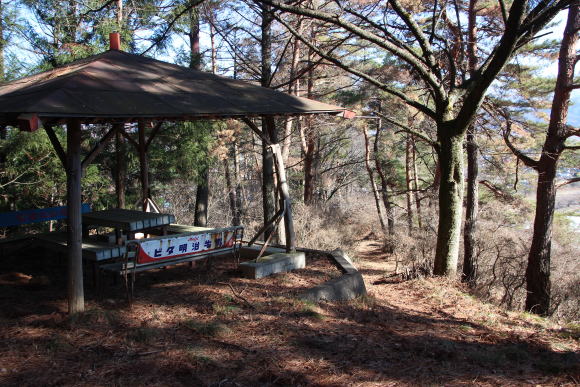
[0,240,578,386]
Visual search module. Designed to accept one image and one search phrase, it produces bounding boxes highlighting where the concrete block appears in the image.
[239,252,305,279]
[299,272,366,302]
[329,249,358,274]
[238,245,286,260]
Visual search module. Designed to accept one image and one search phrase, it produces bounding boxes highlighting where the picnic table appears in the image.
[82,208,176,244]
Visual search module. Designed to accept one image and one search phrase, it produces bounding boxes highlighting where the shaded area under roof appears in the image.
[0,49,352,126]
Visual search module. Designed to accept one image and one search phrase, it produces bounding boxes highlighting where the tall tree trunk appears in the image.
[433,126,464,276]
[188,5,208,226]
[233,141,242,225]
[261,117,278,238]
[224,157,238,225]
[303,122,316,204]
[405,133,414,233]
[0,0,4,81]
[412,138,422,229]
[188,6,201,70]
[116,0,123,27]
[463,126,478,284]
[373,119,395,236]
[525,4,578,316]
[114,124,126,209]
[113,2,126,210]
[138,122,149,211]
[282,22,303,162]
[363,127,387,233]
[210,26,217,74]
[303,44,316,204]
[260,4,278,239]
[462,0,479,286]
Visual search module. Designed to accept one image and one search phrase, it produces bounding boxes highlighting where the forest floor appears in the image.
[0,237,578,386]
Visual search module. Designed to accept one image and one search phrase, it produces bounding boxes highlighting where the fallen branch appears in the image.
[217,282,256,309]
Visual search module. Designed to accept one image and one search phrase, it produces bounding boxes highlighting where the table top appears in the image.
[83,209,176,232]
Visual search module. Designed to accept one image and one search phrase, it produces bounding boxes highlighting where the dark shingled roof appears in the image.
[0,49,352,126]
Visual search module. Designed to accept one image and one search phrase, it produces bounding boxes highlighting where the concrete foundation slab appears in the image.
[299,272,366,302]
[238,245,286,260]
[239,252,305,279]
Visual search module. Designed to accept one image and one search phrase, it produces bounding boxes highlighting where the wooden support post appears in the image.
[138,121,149,211]
[270,143,296,252]
[66,119,84,314]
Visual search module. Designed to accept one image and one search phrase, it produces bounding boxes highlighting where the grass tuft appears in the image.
[182,319,231,337]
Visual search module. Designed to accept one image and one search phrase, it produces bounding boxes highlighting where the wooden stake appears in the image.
[270,143,296,252]
[66,119,84,314]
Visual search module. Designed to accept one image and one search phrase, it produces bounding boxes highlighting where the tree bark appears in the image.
[373,119,395,235]
[363,127,387,233]
[303,42,316,204]
[463,126,479,285]
[282,22,303,162]
[261,117,278,239]
[303,122,316,204]
[137,121,149,211]
[0,0,4,81]
[260,4,278,239]
[462,0,479,286]
[433,127,464,276]
[233,140,243,224]
[114,124,126,209]
[525,4,578,316]
[188,4,209,226]
[116,0,123,27]
[66,119,84,314]
[224,156,239,226]
[412,138,422,229]
[405,133,414,233]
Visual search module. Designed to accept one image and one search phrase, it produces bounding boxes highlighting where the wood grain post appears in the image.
[271,144,296,252]
[138,121,149,211]
[66,119,84,314]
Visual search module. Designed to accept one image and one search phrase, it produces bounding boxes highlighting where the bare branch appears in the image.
[563,145,580,150]
[556,177,580,189]
[274,15,437,119]
[388,0,440,77]
[257,0,447,104]
[141,0,207,55]
[373,111,439,149]
[501,116,539,170]
[79,0,116,19]
[497,0,508,25]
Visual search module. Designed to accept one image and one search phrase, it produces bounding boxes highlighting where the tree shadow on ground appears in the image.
[1,250,578,386]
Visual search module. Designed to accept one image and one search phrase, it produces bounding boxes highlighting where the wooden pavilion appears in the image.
[0,33,353,313]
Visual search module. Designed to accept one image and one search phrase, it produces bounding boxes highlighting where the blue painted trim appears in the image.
[0,204,91,227]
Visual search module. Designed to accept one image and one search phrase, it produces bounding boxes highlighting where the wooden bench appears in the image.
[99,226,244,298]
[35,232,126,262]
